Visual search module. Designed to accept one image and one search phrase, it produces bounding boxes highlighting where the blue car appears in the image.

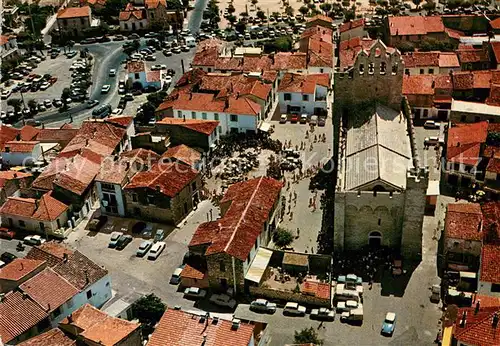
[381,312,396,336]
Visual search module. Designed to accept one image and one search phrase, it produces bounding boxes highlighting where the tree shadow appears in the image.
[380,260,420,298]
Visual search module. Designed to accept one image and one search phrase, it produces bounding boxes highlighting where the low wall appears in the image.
[249,286,330,308]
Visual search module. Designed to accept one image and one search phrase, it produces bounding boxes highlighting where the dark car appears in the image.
[113,35,125,41]
[1,252,17,264]
[86,99,99,109]
[128,33,140,40]
[318,115,326,127]
[116,235,133,250]
[88,215,108,231]
[80,38,97,44]
[50,52,59,59]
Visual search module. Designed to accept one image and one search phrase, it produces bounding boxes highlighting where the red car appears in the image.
[0,228,15,240]
[290,114,299,123]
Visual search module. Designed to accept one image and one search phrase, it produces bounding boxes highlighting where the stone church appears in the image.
[332,39,427,259]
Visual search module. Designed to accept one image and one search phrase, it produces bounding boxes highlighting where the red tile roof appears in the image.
[482,201,500,244]
[119,4,144,21]
[491,17,500,29]
[301,281,331,300]
[307,14,334,24]
[20,126,40,141]
[181,264,206,279]
[388,16,445,36]
[147,70,161,82]
[189,177,282,261]
[445,203,483,241]
[163,145,201,168]
[403,51,440,68]
[0,35,11,46]
[57,6,91,18]
[480,244,500,283]
[156,118,219,135]
[53,250,109,290]
[242,56,272,72]
[35,128,78,145]
[199,73,272,101]
[0,125,19,150]
[0,258,45,281]
[301,25,333,43]
[439,52,460,68]
[127,60,145,73]
[4,141,39,153]
[215,57,244,71]
[447,121,488,166]
[457,48,489,64]
[105,116,133,128]
[453,306,500,346]
[26,241,74,267]
[278,73,329,94]
[0,196,37,218]
[402,75,435,95]
[18,328,76,346]
[307,39,334,67]
[145,0,166,8]
[60,304,140,345]
[0,291,49,343]
[148,309,255,346]
[0,171,32,188]
[192,47,219,67]
[491,42,500,64]
[338,37,375,70]
[20,267,79,312]
[487,157,500,174]
[339,18,364,33]
[125,162,199,197]
[52,155,101,195]
[271,52,307,70]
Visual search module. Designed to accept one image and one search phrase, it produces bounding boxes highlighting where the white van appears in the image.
[185,36,196,47]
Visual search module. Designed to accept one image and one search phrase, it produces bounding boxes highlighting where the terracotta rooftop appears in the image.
[0,291,49,343]
[35,128,78,145]
[402,52,439,68]
[162,145,201,168]
[147,70,161,82]
[18,328,75,346]
[0,192,68,221]
[125,161,199,197]
[189,177,282,261]
[105,116,133,128]
[53,250,109,290]
[0,170,32,188]
[278,73,329,94]
[439,52,460,68]
[57,6,91,18]
[181,264,205,280]
[338,37,375,70]
[453,306,500,346]
[271,52,307,70]
[60,304,140,346]
[388,16,445,36]
[339,18,364,33]
[147,309,256,346]
[300,25,333,43]
[0,125,19,150]
[457,48,489,64]
[402,75,435,95]
[20,267,79,313]
[145,0,166,8]
[301,281,331,300]
[127,60,145,73]
[481,244,500,283]
[0,258,46,281]
[20,126,40,141]
[447,121,488,166]
[445,203,483,241]
[481,201,500,243]
[487,157,500,174]
[307,39,334,67]
[156,118,219,135]
[26,241,74,267]
[192,47,219,67]
[4,141,39,153]
[307,14,334,24]
[491,17,500,29]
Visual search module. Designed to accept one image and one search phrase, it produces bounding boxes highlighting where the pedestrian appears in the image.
[309,197,313,207]
[289,211,294,220]
[297,228,300,237]
[293,191,297,200]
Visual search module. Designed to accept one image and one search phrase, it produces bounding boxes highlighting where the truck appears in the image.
[335,283,360,302]
[340,305,364,323]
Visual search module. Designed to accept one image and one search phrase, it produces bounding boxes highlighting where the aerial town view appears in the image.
[1,0,500,344]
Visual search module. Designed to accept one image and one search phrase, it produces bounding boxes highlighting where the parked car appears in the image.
[336,300,359,312]
[210,294,237,308]
[290,114,299,123]
[430,284,441,303]
[1,89,12,99]
[112,108,123,115]
[147,241,166,260]
[101,84,111,93]
[109,69,117,77]
[280,114,287,123]
[311,307,335,321]
[250,299,277,313]
[86,99,99,109]
[169,265,185,284]
[136,240,153,257]
[424,120,440,129]
[116,234,133,250]
[124,93,134,101]
[154,229,165,242]
[184,287,207,299]
[0,252,17,264]
[381,312,396,336]
[163,49,172,56]
[0,228,15,239]
[53,99,63,107]
[88,215,107,231]
[424,136,439,146]
[108,231,123,248]
[318,115,326,127]
[113,34,125,41]
[23,235,46,245]
[283,302,306,316]
[299,114,308,124]
[151,64,167,70]
[309,115,318,126]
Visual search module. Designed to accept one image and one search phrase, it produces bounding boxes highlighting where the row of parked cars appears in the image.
[280,113,327,126]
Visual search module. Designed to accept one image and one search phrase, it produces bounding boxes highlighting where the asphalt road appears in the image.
[188,0,209,34]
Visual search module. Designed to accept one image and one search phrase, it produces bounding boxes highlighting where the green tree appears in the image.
[27,99,38,110]
[273,227,294,248]
[61,88,71,104]
[235,20,246,34]
[412,0,421,7]
[7,99,23,113]
[257,10,266,20]
[294,327,323,345]
[299,5,309,15]
[272,11,280,18]
[285,6,294,16]
[227,4,236,13]
[344,6,356,21]
[251,0,258,6]
[308,3,316,9]
[422,0,436,12]
[132,294,166,326]
[320,3,332,14]
[227,14,237,26]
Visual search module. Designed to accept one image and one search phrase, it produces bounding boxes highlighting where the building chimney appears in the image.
[63,253,69,263]
[493,313,499,328]
[475,299,481,314]
[0,293,5,302]
[68,313,74,323]
[156,185,161,192]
